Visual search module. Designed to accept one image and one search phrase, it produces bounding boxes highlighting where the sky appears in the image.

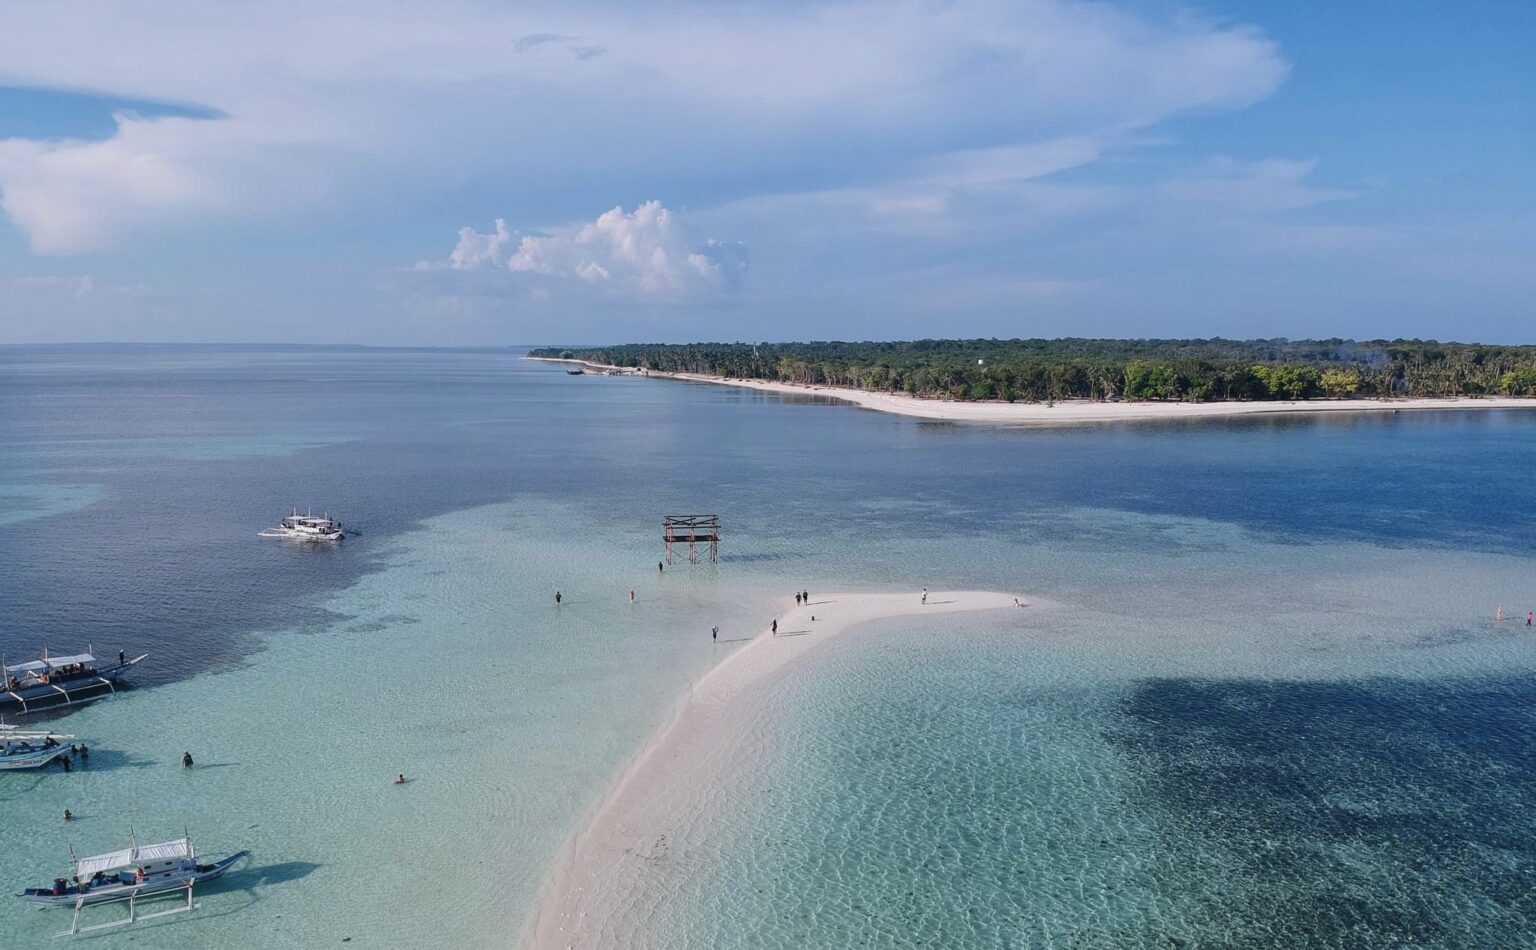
[0,0,1531,345]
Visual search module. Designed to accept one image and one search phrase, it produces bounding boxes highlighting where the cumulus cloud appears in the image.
[442,202,746,296]
[448,218,512,270]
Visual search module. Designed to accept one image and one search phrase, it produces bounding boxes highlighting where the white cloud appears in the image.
[1158,157,1357,213]
[448,218,512,270]
[441,201,746,296]
[0,109,329,254]
[0,0,1287,254]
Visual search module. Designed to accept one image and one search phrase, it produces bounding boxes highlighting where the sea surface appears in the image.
[1,345,1533,948]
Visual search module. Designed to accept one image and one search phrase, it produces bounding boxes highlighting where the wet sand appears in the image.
[525,590,1028,949]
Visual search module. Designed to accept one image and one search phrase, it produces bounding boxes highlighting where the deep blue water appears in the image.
[5,345,1534,684]
[1114,676,1536,947]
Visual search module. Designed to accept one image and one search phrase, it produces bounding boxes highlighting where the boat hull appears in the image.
[21,851,250,906]
[0,674,122,715]
[258,530,343,541]
[0,746,69,770]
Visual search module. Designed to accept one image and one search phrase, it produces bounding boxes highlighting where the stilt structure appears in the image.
[664,515,719,564]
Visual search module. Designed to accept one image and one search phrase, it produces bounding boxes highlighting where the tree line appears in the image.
[528,338,1536,403]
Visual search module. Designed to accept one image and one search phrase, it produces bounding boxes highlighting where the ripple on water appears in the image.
[579,609,1536,949]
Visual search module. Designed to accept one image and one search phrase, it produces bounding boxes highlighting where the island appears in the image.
[527,338,1536,424]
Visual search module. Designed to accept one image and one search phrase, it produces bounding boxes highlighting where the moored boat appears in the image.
[0,721,74,770]
[1,651,146,716]
[21,833,249,936]
[258,508,344,541]
[566,367,585,375]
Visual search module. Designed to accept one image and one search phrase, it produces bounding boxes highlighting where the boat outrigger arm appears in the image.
[43,836,249,937]
[65,839,197,937]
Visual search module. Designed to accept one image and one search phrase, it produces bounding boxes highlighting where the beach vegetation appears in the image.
[530,338,1536,404]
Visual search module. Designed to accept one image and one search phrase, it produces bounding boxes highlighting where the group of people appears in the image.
[793,589,810,605]
[54,741,90,773]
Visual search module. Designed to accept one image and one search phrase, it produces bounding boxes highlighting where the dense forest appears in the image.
[527,339,1536,403]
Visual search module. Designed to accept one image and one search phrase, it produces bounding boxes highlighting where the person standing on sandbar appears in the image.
[555,590,562,606]
[711,625,719,641]
[771,619,778,635]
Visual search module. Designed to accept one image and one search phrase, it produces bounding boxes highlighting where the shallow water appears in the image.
[2,346,1534,947]
[559,551,1536,949]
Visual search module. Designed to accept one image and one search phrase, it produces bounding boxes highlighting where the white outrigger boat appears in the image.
[258,508,344,541]
[2,649,147,716]
[21,832,249,936]
[0,721,73,770]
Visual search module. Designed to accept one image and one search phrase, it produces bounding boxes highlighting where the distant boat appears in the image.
[566,367,585,375]
[1,650,147,716]
[258,508,344,541]
[0,720,74,770]
[21,832,249,936]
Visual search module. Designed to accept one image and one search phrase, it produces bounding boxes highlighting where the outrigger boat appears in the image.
[21,832,250,936]
[0,720,74,770]
[1,649,146,716]
[258,508,344,541]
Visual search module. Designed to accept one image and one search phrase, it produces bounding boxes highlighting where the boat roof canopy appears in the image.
[75,838,191,876]
[5,653,95,675]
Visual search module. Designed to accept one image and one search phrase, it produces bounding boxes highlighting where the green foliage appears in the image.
[526,338,1536,404]
[1249,364,1320,400]
[1320,369,1362,398]
[1123,363,1182,401]
[1501,367,1536,395]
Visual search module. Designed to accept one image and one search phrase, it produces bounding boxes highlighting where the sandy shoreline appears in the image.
[528,356,1536,425]
[524,589,1027,949]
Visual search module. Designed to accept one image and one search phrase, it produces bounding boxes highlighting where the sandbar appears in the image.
[524,589,1027,949]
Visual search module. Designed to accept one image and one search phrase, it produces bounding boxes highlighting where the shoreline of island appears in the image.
[527,356,1536,425]
[522,589,1029,949]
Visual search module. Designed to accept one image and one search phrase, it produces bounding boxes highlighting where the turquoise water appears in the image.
[560,541,1536,949]
[2,346,1535,946]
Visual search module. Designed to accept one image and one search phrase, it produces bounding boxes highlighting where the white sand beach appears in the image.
[525,590,1028,949]
[529,357,1536,425]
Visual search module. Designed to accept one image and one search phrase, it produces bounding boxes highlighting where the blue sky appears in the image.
[0,0,1530,344]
